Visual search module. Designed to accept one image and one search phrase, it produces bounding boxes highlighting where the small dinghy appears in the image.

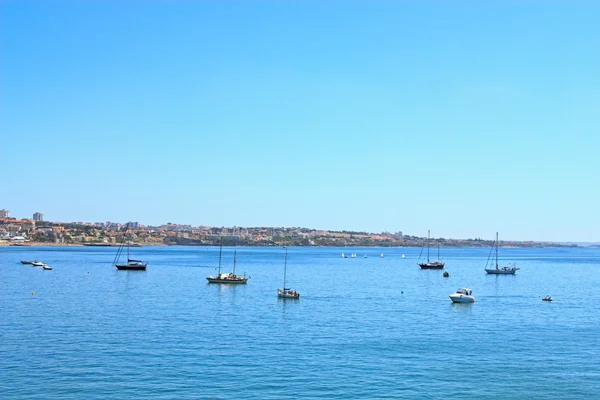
[443,271,450,278]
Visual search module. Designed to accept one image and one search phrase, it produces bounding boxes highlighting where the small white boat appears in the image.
[42,265,52,270]
[341,253,348,258]
[380,253,384,258]
[31,261,46,267]
[449,288,475,303]
[402,254,406,259]
[351,253,356,258]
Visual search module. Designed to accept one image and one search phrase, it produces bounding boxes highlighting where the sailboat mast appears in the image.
[427,230,430,262]
[233,249,237,275]
[218,240,222,275]
[112,222,129,266]
[495,232,499,269]
[283,246,288,288]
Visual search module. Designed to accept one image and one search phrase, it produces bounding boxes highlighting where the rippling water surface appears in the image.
[1,246,600,399]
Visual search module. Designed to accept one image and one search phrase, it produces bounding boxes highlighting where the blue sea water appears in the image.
[1,245,600,399]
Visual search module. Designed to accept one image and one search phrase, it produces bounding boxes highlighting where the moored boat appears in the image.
[449,288,475,303]
[21,260,35,265]
[31,261,46,267]
[485,232,518,275]
[278,246,299,299]
[418,230,445,269]
[542,296,553,302]
[206,245,248,284]
[113,223,147,271]
[115,259,147,271]
[207,272,249,284]
[42,264,52,270]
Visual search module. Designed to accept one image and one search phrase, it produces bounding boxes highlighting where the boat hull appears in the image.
[449,294,475,303]
[206,277,248,284]
[21,260,34,265]
[278,289,300,299]
[485,268,517,275]
[116,264,147,271]
[419,263,445,270]
[31,262,45,267]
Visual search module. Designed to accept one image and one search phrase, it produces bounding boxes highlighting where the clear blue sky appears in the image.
[1,1,599,242]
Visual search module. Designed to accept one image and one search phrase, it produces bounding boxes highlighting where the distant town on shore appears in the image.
[0,208,591,248]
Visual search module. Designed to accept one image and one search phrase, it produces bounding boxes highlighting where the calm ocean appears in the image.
[1,245,599,399]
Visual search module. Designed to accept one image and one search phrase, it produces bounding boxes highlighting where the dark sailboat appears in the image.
[418,230,445,269]
[113,224,147,271]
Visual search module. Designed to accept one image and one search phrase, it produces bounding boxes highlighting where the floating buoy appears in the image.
[31,291,35,296]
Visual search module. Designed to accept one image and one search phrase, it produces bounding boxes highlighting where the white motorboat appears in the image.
[42,265,52,270]
[31,261,46,267]
[449,288,475,303]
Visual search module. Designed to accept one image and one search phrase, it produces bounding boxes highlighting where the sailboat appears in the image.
[206,243,249,284]
[278,246,299,299]
[485,232,519,275]
[113,224,147,271]
[418,230,445,269]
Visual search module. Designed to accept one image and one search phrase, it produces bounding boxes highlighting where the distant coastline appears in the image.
[1,217,594,249]
[1,240,591,249]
